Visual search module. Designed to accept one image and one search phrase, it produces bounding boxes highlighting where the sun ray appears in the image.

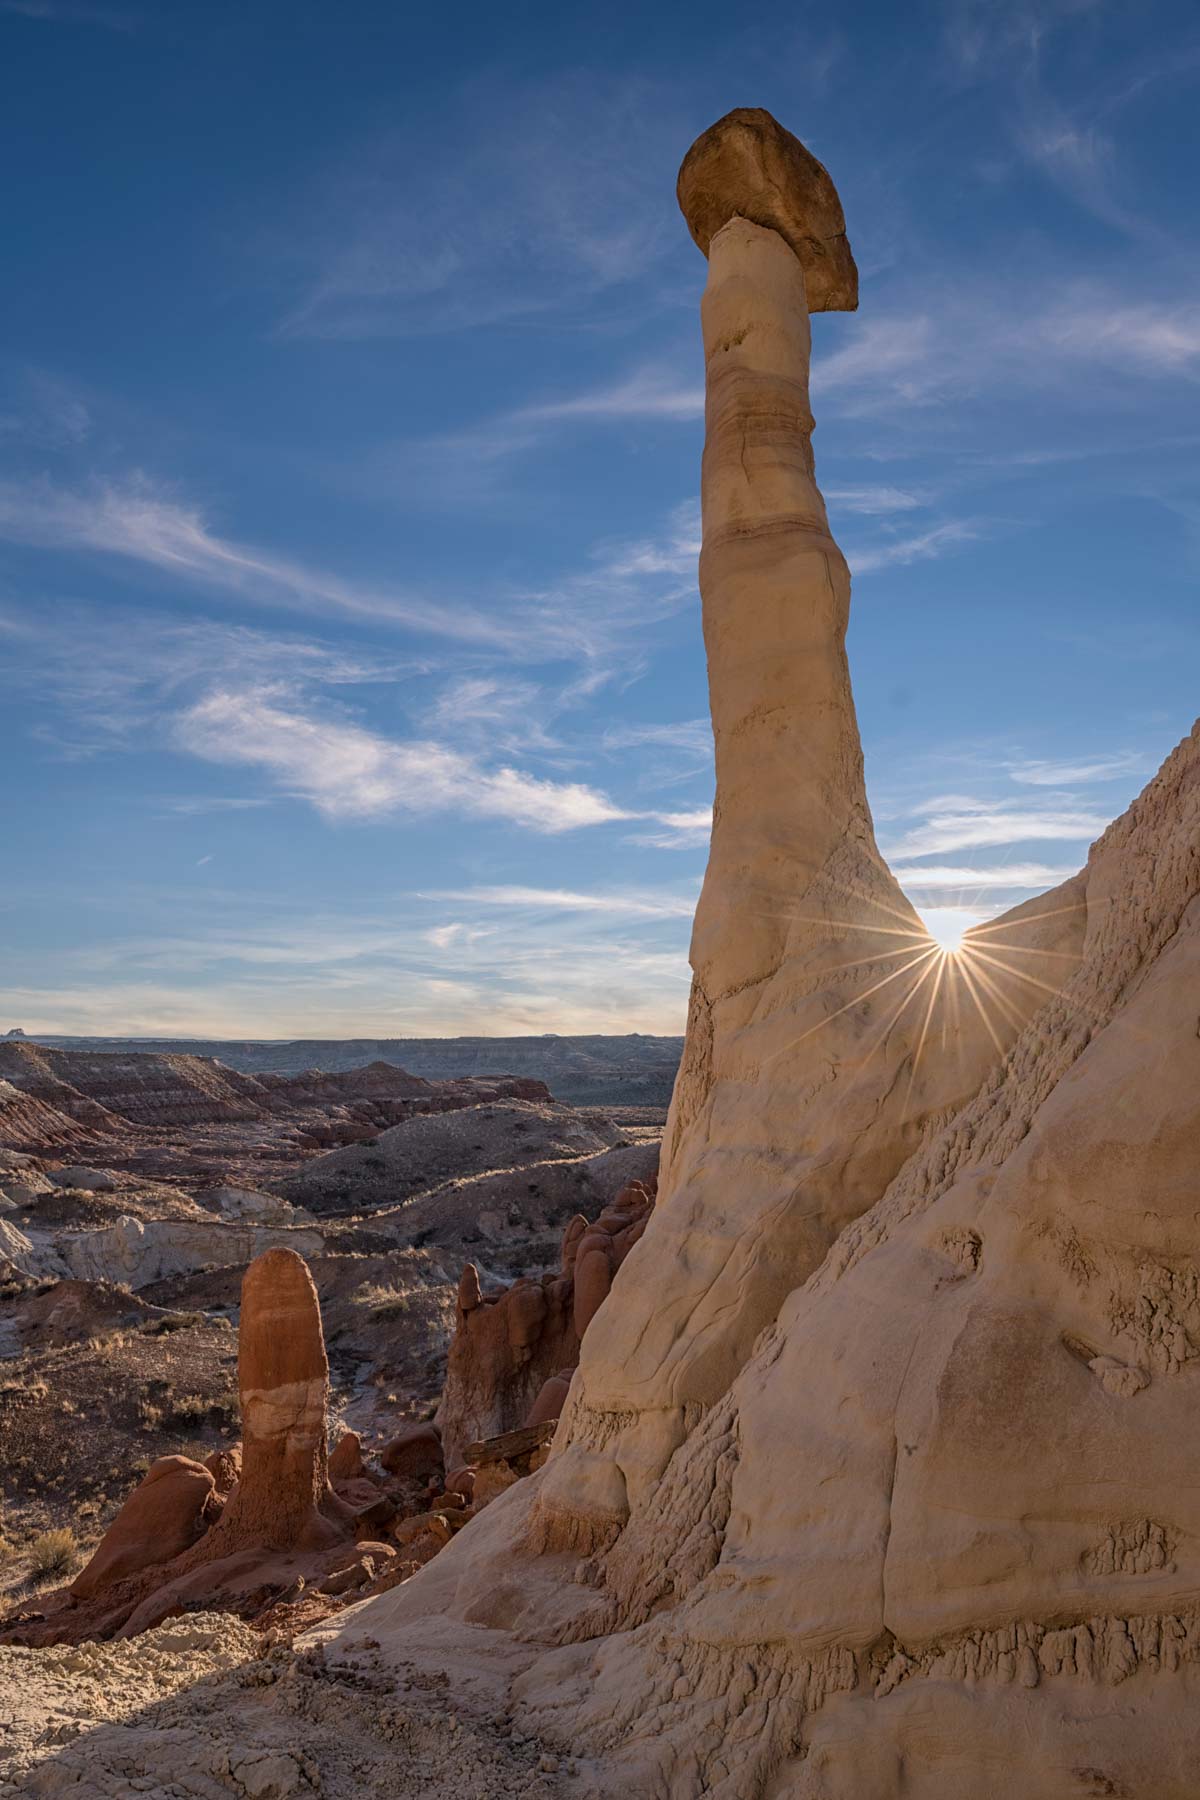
[959,952,1031,1031]
[902,949,949,1116]
[954,953,1009,1059]
[763,944,940,1068]
[967,945,1071,1005]
[780,912,934,943]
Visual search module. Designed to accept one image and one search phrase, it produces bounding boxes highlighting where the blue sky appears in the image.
[1,0,1198,1038]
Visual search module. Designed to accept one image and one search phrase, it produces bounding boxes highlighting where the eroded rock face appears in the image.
[324,112,1200,1799]
[63,1215,325,1287]
[436,1180,655,1467]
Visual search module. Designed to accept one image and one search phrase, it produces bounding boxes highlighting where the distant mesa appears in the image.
[5,1028,25,1038]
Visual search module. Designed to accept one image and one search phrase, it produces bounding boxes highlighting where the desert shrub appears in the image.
[159,1392,238,1435]
[358,1282,413,1321]
[29,1527,77,1579]
[168,1392,209,1420]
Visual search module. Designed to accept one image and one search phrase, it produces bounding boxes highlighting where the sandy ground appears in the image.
[0,1612,571,1799]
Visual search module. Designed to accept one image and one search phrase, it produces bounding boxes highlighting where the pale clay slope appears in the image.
[11,113,1200,1799]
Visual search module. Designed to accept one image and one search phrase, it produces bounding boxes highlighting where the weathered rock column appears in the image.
[214,1246,347,1551]
[528,110,1082,1552]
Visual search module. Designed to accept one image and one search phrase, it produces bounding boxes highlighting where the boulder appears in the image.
[379,1422,443,1483]
[70,1456,219,1599]
[48,1165,115,1192]
[328,1429,365,1483]
[523,1368,574,1429]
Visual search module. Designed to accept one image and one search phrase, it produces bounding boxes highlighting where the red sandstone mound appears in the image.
[70,1455,220,1600]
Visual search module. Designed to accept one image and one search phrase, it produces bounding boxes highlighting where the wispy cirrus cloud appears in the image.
[600,499,700,580]
[0,474,527,652]
[890,860,1078,890]
[273,73,683,341]
[519,368,704,425]
[414,370,704,486]
[0,603,408,754]
[1035,300,1200,375]
[1005,750,1150,785]
[847,520,979,575]
[0,365,92,448]
[175,685,632,833]
[884,795,1110,858]
[425,884,697,919]
[812,317,945,409]
[824,484,928,515]
[4,891,694,1037]
[629,806,713,850]
[0,473,704,667]
[603,717,710,755]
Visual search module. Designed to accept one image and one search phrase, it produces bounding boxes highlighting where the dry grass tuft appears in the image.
[29,1527,77,1580]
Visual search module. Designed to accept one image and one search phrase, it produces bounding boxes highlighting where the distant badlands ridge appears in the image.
[3,1033,683,1109]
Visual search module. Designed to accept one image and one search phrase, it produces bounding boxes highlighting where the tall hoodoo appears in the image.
[218,1245,345,1550]
[528,108,1080,1550]
[321,111,1200,1799]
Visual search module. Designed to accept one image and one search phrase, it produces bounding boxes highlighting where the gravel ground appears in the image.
[0,1612,571,1799]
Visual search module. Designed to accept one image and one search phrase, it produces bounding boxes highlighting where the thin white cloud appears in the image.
[0,366,92,447]
[0,475,542,654]
[520,369,704,424]
[0,604,409,756]
[158,795,273,816]
[175,685,631,833]
[1,898,694,1036]
[1006,751,1149,785]
[824,485,927,515]
[885,798,1110,858]
[1036,301,1200,376]
[600,499,701,579]
[631,806,713,850]
[422,674,562,756]
[891,861,1078,889]
[811,318,944,406]
[426,884,697,919]
[274,74,681,341]
[847,521,978,575]
[0,476,707,671]
[603,718,711,755]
